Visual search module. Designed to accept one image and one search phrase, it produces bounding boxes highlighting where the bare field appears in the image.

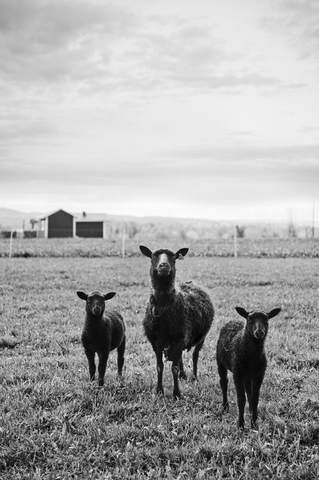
[0,255,318,479]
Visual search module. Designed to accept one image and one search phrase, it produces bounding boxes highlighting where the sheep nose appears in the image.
[157,262,171,276]
[92,306,102,315]
[254,329,265,340]
[158,262,170,271]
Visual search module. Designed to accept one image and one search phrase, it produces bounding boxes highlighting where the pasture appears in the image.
[0,253,318,479]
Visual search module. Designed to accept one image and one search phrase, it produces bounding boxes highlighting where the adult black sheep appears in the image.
[140,245,214,398]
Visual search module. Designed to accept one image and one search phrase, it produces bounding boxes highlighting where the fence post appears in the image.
[234,225,238,258]
[312,195,315,239]
[9,229,13,258]
[122,226,126,258]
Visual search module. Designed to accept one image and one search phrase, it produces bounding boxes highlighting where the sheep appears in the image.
[76,290,126,387]
[216,306,281,429]
[140,245,214,398]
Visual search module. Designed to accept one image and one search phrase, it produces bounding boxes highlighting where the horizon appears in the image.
[0,205,316,227]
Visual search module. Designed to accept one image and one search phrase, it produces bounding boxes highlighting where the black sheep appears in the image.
[216,306,281,428]
[140,245,214,398]
[77,290,126,386]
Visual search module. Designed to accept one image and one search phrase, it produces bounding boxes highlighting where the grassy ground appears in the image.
[0,255,318,479]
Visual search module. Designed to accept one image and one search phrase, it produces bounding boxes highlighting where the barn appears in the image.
[75,212,108,238]
[41,209,75,238]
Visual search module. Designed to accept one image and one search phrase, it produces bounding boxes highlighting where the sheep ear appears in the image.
[268,308,281,319]
[175,248,189,260]
[77,291,88,301]
[235,307,248,319]
[104,292,116,301]
[140,245,152,258]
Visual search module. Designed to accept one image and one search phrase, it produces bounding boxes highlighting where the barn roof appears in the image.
[40,209,74,221]
[75,213,110,223]
[39,209,111,222]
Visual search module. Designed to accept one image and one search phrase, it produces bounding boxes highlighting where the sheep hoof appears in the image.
[173,390,181,399]
[179,371,187,380]
[222,402,229,413]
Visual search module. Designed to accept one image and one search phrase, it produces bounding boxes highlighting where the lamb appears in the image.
[216,306,281,429]
[140,245,214,398]
[76,290,126,386]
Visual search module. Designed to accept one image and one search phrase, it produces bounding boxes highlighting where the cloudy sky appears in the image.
[0,0,318,223]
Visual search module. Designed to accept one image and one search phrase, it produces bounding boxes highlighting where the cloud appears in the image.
[173,143,319,162]
[157,143,319,191]
[0,0,294,99]
[0,112,57,146]
[0,1,317,221]
[0,0,136,88]
[112,14,297,95]
[0,143,316,219]
[2,142,318,198]
[262,0,319,61]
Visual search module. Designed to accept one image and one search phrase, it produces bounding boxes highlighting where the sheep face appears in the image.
[139,245,189,280]
[235,307,281,341]
[77,291,116,317]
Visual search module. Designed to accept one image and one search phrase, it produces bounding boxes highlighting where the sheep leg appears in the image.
[117,335,126,377]
[217,360,229,412]
[97,351,109,387]
[155,346,164,395]
[234,376,246,429]
[171,350,183,398]
[244,378,252,412]
[250,377,263,428]
[179,357,187,380]
[85,349,96,381]
[192,340,204,379]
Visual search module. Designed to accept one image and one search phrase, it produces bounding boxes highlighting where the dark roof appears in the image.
[41,209,74,221]
[40,209,113,222]
[75,213,110,222]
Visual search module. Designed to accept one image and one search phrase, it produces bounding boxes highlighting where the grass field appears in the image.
[1,254,318,479]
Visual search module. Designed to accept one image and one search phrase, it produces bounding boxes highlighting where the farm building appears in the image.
[40,209,75,238]
[38,209,112,239]
[75,212,109,238]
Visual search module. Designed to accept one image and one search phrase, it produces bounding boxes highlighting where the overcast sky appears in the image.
[0,0,318,223]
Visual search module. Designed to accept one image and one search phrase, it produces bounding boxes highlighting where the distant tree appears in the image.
[236,225,245,238]
[127,222,138,238]
[288,221,297,238]
[180,229,187,240]
[30,219,38,230]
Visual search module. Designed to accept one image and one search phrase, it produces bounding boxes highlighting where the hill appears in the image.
[0,208,44,230]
